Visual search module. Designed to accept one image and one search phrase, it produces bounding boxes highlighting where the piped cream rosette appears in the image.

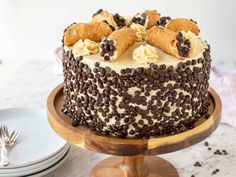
[72,39,99,56]
[130,23,147,42]
[133,44,160,64]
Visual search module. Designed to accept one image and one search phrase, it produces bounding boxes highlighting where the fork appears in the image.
[0,126,19,167]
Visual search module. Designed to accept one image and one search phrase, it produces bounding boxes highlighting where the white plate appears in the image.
[0,144,70,174]
[0,147,70,177]
[0,108,67,168]
[28,147,69,177]
[0,143,70,170]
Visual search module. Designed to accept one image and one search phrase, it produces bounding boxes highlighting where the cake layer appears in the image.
[64,38,207,72]
[62,40,211,137]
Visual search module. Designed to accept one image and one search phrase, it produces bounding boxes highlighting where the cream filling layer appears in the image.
[130,23,147,42]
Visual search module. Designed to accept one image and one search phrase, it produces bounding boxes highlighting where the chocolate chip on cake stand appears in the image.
[47,84,222,177]
[212,169,220,175]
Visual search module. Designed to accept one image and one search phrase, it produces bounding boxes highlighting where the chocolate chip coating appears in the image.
[156,16,171,27]
[176,32,191,57]
[132,13,147,26]
[62,45,211,138]
[100,38,116,61]
[113,13,127,28]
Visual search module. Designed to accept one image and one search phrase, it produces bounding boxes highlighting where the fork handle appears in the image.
[0,140,10,166]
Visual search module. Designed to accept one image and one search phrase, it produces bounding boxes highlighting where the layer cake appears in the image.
[61,9,211,138]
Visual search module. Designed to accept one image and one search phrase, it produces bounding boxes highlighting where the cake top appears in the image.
[63,9,207,66]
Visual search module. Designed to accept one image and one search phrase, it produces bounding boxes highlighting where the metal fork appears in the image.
[0,126,19,167]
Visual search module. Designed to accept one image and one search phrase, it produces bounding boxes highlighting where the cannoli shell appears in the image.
[167,18,200,35]
[109,27,136,61]
[92,10,116,28]
[64,22,113,46]
[144,10,161,29]
[147,26,181,59]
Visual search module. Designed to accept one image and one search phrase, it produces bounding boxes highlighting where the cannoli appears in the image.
[147,26,196,59]
[92,9,127,30]
[156,17,200,36]
[100,27,136,62]
[132,10,160,29]
[63,22,113,46]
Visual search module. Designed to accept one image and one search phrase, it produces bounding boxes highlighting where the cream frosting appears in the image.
[130,23,147,42]
[124,16,133,26]
[181,31,198,57]
[132,44,160,64]
[72,39,99,56]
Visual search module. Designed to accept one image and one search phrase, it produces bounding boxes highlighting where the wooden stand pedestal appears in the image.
[90,156,178,177]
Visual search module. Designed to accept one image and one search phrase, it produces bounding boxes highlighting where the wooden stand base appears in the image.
[90,156,179,177]
[47,84,222,177]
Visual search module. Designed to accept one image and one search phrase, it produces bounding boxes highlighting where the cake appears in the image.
[61,9,211,138]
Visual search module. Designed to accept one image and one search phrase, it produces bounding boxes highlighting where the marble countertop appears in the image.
[0,59,236,177]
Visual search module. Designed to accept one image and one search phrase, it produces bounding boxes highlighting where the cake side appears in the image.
[62,45,211,137]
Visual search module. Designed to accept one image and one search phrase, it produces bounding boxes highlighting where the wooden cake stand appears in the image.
[47,84,222,177]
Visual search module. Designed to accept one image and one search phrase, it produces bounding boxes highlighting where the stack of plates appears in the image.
[0,108,70,177]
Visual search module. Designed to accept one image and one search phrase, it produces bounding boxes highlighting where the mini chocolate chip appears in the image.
[72,117,80,126]
[129,130,135,135]
[76,56,83,61]
[108,51,114,56]
[186,60,191,66]
[93,9,103,17]
[94,62,100,67]
[194,161,202,167]
[192,60,197,65]
[176,32,183,42]
[138,119,144,125]
[104,55,110,61]
[62,107,68,114]
[149,63,157,68]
